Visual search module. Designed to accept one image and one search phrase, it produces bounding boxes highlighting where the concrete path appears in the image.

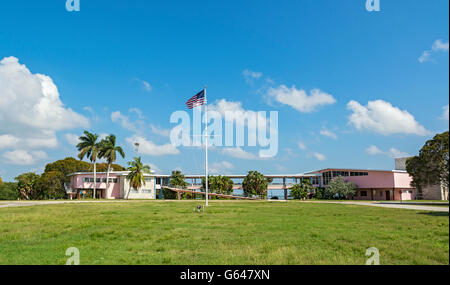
[305,201,449,212]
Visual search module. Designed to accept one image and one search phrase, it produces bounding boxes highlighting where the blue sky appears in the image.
[0,0,448,181]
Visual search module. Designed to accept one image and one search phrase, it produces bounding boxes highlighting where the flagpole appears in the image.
[204,85,209,207]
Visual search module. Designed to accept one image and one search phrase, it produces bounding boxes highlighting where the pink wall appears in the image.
[70,173,121,199]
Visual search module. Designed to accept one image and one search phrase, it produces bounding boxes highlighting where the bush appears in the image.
[290,184,308,200]
[0,182,19,200]
[325,177,357,199]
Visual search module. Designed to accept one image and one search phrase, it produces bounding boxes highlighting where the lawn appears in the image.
[0,201,448,265]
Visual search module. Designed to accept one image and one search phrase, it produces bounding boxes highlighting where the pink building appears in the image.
[304,168,415,201]
[67,171,169,199]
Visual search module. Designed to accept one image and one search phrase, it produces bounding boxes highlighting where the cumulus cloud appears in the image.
[297,139,307,150]
[2,149,47,165]
[150,124,170,137]
[267,85,336,113]
[65,133,81,146]
[418,39,449,63]
[129,107,145,119]
[209,161,234,174]
[347,99,429,136]
[0,56,89,158]
[208,99,275,135]
[441,105,449,121]
[221,147,258,160]
[366,145,409,158]
[111,111,145,133]
[312,152,326,161]
[320,127,338,140]
[126,136,179,156]
[134,78,152,92]
[242,69,263,84]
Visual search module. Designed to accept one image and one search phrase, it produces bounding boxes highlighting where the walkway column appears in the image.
[283,177,287,200]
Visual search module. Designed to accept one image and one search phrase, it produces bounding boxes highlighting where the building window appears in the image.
[156,178,161,185]
[322,171,332,185]
[332,171,349,177]
[360,191,367,197]
[350,172,369,176]
[142,189,152,193]
[102,178,107,183]
[311,176,320,185]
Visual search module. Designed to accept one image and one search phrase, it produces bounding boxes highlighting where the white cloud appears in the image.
[312,152,326,161]
[432,39,449,52]
[320,127,338,140]
[418,50,431,63]
[148,163,162,173]
[0,56,89,154]
[0,134,21,149]
[242,69,263,84]
[126,136,179,156]
[209,161,234,174]
[208,99,272,133]
[129,107,145,119]
[0,131,58,149]
[441,105,449,121]
[65,133,81,146]
[366,145,409,158]
[419,39,449,63]
[2,149,47,165]
[221,147,258,160]
[347,99,429,136]
[134,79,152,92]
[111,111,144,133]
[150,124,170,137]
[297,140,307,150]
[267,85,336,113]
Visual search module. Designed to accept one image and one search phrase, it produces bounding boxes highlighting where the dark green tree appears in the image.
[0,182,19,200]
[34,171,66,199]
[15,172,40,200]
[406,131,449,200]
[165,170,188,199]
[242,171,272,198]
[201,175,234,199]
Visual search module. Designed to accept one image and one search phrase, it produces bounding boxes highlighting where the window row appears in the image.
[350,172,369,176]
[83,177,118,183]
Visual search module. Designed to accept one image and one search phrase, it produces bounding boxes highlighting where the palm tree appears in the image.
[126,157,151,199]
[99,135,125,198]
[77,131,100,199]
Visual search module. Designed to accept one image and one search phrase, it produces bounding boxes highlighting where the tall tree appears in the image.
[407,131,449,195]
[242,171,272,198]
[77,131,100,199]
[99,134,125,197]
[167,170,188,199]
[126,157,151,198]
[15,172,40,200]
[201,175,234,199]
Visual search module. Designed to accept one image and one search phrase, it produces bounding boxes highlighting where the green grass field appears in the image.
[0,201,448,265]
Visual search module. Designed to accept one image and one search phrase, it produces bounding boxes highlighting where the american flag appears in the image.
[186,90,206,109]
